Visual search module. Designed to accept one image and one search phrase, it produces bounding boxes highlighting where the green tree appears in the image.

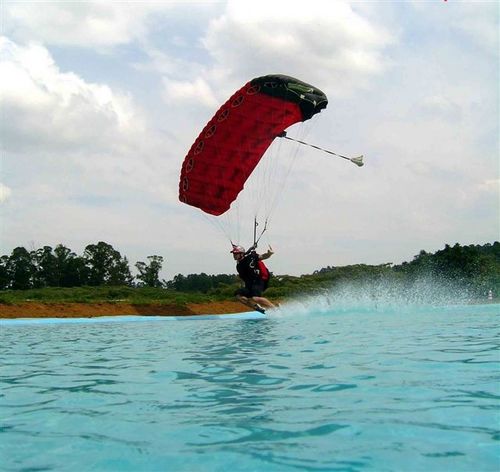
[32,246,58,287]
[108,256,134,286]
[84,242,132,286]
[54,245,89,287]
[166,272,236,293]
[0,255,11,289]
[167,273,187,291]
[135,255,164,287]
[8,247,35,290]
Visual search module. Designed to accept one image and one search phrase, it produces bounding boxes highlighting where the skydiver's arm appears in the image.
[259,245,274,260]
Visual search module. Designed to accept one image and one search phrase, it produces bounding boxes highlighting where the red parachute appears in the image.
[179,74,328,216]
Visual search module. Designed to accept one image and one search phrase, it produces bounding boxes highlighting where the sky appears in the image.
[1,0,498,280]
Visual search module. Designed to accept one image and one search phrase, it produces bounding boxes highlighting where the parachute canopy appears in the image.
[179,74,328,216]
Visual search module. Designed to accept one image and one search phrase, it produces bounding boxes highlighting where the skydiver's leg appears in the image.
[251,296,276,309]
[236,294,259,309]
[249,281,276,309]
[235,286,262,311]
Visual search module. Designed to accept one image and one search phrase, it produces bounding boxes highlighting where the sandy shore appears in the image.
[0,301,252,319]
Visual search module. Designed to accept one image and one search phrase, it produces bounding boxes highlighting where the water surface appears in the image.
[1,303,499,471]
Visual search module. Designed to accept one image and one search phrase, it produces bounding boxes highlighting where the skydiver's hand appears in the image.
[266,245,274,257]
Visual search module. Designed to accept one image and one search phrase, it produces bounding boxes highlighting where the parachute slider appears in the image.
[278,131,364,167]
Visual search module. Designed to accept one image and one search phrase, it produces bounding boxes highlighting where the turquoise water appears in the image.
[1,303,499,471]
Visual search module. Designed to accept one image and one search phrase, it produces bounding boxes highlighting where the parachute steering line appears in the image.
[278,131,364,167]
[253,217,268,248]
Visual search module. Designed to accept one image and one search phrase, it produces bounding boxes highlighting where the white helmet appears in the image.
[230,245,245,254]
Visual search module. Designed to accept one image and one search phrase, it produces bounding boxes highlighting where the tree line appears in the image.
[307,242,500,298]
[0,242,165,290]
[0,241,498,297]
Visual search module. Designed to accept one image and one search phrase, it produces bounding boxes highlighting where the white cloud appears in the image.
[411,1,499,55]
[162,76,219,108]
[478,179,500,193]
[0,183,12,203]
[0,37,147,153]
[4,1,174,47]
[150,0,393,109]
[0,37,177,252]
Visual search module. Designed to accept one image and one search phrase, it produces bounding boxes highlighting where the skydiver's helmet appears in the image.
[230,245,245,254]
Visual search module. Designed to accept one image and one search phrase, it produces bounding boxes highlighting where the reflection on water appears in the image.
[1,305,499,471]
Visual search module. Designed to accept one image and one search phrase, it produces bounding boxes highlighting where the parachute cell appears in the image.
[179,74,328,216]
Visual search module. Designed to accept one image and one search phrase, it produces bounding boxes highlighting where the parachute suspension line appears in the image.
[278,132,364,167]
[243,97,283,242]
[201,212,233,245]
[250,97,309,235]
[263,119,312,223]
[251,216,268,249]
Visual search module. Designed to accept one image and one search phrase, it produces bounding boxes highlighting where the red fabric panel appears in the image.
[179,81,303,216]
[258,260,270,281]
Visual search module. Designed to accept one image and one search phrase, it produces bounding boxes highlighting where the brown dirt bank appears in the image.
[0,301,252,319]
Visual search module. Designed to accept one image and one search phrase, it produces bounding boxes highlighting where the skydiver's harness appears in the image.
[234,218,270,286]
[237,250,270,285]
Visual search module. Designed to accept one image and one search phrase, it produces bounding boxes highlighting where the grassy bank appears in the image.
[0,286,218,306]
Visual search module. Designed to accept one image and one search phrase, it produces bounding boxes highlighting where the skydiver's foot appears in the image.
[253,304,266,314]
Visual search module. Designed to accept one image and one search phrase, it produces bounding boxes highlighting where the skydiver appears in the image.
[230,244,276,314]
